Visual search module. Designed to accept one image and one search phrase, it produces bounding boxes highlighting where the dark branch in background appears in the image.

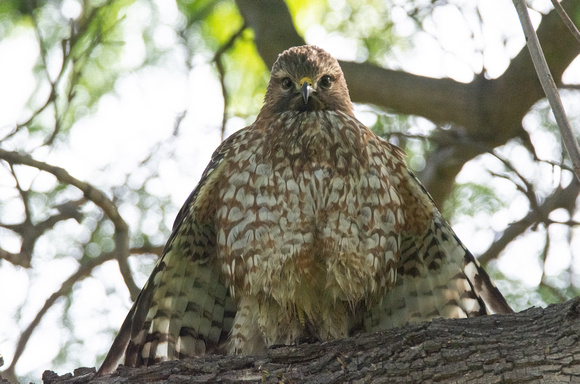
[479,178,580,265]
[0,149,137,299]
[538,231,562,300]
[129,245,164,257]
[0,163,84,267]
[234,0,580,206]
[0,248,23,267]
[8,163,32,234]
[235,0,305,66]
[1,88,56,141]
[172,110,187,136]
[0,198,85,268]
[2,251,116,379]
[561,83,580,90]
[489,155,542,215]
[1,244,163,380]
[213,23,247,142]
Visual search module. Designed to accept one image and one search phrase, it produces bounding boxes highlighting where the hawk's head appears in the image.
[261,46,354,117]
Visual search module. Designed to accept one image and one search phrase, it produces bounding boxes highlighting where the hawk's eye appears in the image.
[281,77,293,90]
[319,75,332,89]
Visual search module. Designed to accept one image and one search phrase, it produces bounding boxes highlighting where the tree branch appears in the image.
[551,0,580,44]
[0,149,137,299]
[234,0,304,66]
[479,177,580,264]
[513,0,580,179]
[0,246,162,382]
[42,297,580,383]
[0,199,85,268]
[2,252,117,380]
[0,247,26,267]
[213,23,247,141]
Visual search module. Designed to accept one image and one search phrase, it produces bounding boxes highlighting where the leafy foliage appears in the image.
[442,182,505,222]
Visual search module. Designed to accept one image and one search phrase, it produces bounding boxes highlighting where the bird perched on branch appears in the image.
[98,45,512,375]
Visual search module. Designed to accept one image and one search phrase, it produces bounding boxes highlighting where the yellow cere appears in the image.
[299,77,313,86]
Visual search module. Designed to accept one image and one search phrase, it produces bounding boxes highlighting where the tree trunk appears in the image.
[39,297,580,383]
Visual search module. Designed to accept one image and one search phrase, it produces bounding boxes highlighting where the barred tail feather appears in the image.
[97,269,156,375]
[428,214,513,315]
[461,247,513,315]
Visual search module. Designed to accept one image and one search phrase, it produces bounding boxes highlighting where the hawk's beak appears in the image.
[299,77,314,104]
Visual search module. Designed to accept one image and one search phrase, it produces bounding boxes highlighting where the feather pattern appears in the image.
[98,45,512,375]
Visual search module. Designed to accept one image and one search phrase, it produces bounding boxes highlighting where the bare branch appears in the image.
[213,23,247,141]
[1,245,162,379]
[2,251,116,378]
[129,245,164,257]
[551,0,580,44]
[561,83,580,90]
[172,111,187,136]
[479,178,580,264]
[0,199,85,268]
[0,88,56,142]
[0,247,27,267]
[487,155,540,214]
[539,225,551,280]
[0,149,138,299]
[513,0,580,180]
[8,163,32,224]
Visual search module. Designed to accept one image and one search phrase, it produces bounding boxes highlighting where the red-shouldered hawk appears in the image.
[98,45,512,375]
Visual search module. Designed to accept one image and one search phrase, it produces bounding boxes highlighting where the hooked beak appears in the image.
[300,77,314,104]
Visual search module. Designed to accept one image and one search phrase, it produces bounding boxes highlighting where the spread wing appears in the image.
[364,142,513,331]
[97,131,248,375]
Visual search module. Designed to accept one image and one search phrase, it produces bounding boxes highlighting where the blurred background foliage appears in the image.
[0,0,579,382]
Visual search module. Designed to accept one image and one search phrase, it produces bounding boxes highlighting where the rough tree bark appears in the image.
[37,297,579,383]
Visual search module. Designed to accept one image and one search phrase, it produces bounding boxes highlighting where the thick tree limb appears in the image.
[41,297,580,383]
[234,0,305,66]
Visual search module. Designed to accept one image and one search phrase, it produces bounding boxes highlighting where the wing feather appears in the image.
[364,143,512,332]
[97,129,249,375]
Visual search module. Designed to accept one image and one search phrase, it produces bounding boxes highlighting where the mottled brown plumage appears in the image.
[98,45,512,375]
